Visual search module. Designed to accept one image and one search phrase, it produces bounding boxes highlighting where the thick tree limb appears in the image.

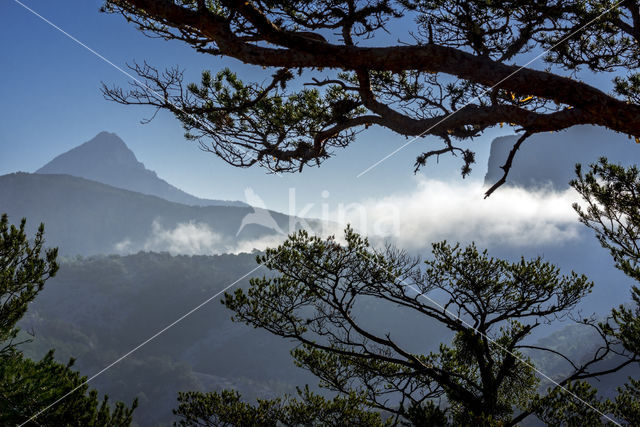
[108,0,640,135]
[103,0,640,192]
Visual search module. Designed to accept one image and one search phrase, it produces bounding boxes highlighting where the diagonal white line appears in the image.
[7,1,285,423]
[12,0,143,94]
[10,0,267,172]
[18,262,265,426]
[11,0,624,425]
[356,1,624,178]
[401,280,620,425]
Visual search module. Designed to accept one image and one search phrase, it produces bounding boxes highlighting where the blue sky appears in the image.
[0,0,520,214]
[2,4,637,416]
[0,0,615,215]
[1,0,634,325]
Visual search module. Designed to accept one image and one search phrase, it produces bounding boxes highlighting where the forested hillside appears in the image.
[17,251,450,424]
[16,249,632,425]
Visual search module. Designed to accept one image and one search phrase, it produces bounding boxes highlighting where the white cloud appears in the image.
[143,220,226,255]
[113,179,582,256]
[114,238,132,253]
[330,178,581,249]
[113,220,289,255]
[230,234,289,254]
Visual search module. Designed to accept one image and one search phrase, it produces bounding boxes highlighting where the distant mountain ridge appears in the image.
[484,125,640,190]
[0,172,301,255]
[36,131,246,207]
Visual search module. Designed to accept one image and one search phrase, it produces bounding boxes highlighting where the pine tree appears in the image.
[0,214,137,426]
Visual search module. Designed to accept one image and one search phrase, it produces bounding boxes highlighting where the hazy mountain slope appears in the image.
[18,251,632,426]
[18,252,304,425]
[36,131,246,207]
[484,125,640,190]
[0,172,297,255]
[19,252,450,425]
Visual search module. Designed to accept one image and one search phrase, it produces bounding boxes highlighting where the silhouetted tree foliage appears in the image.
[561,158,640,425]
[173,227,636,425]
[102,1,640,195]
[0,214,58,356]
[174,387,387,426]
[0,214,137,426]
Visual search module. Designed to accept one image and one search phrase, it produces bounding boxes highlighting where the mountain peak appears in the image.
[36,132,245,207]
[38,131,146,174]
[90,130,123,143]
[84,131,128,150]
